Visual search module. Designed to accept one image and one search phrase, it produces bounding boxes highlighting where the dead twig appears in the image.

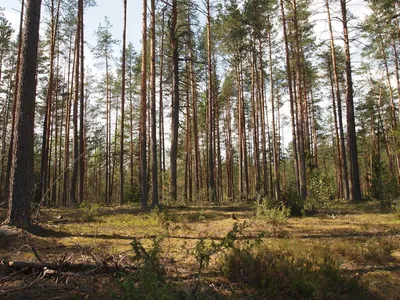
[22,229,43,263]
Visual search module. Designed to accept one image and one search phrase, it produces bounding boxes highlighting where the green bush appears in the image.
[306,171,334,212]
[256,203,290,237]
[80,202,100,222]
[281,183,304,216]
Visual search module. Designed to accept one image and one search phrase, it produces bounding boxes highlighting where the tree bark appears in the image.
[169,0,179,203]
[150,0,158,207]
[3,0,42,228]
[340,0,361,202]
[140,0,148,209]
[120,0,127,205]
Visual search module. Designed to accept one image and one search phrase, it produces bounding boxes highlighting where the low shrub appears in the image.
[219,245,368,300]
[80,202,101,222]
[120,238,179,300]
[256,202,290,237]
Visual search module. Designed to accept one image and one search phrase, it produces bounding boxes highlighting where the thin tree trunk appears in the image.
[4,0,25,204]
[206,0,215,202]
[150,0,158,207]
[140,0,148,209]
[159,10,165,203]
[292,0,307,199]
[40,0,59,205]
[70,3,81,207]
[326,0,349,200]
[280,0,299,194]
[120,0,127,205]
[62,30,74,207]
[79,0,85,205]
[169,0,179,203]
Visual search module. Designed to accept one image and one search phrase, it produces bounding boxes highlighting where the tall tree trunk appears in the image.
[340,0,361,201]
[62,31,74,207]
[188,17,200,199]
[3,0,42,228]
[40,0,59,205]
[169,0,179,203]
[206,0,216,202]
[267,32,280,201]
[150,0,158,207]
[140,0,148,209]
[326,0,349,200]
[4,0,25,205]
[327,59,342,199]
[79,0,85,205]
[280,0,300,194]
[159,10,165,204]
[292,0,307,199]
[120,0,127,205]
[70,2,81,207]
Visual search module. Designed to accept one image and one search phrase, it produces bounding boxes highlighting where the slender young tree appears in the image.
[3,0,42,228]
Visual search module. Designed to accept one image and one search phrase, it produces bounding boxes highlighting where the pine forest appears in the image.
[0,0,400,299]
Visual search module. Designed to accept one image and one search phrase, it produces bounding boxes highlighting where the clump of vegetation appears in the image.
[149,206,173,226]
[306,171,334,212]
[256,202,290,237]
[335,237,400,266]
[79,202,101,222]
[281,183,304,216]
[219,245,368,300]
[394,202,400,219]
[120,237,179,300]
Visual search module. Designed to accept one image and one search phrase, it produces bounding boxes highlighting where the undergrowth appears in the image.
[219,245,369,300]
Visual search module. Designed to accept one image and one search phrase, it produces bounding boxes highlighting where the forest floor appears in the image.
[0,200,399,299]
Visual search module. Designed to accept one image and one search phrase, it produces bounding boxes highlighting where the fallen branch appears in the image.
[3,260,137,273]
[22,230,43,263]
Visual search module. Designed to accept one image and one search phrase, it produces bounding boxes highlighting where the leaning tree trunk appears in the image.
[3,0,42,228]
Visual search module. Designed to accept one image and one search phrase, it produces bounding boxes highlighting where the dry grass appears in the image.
[0,201,399,299]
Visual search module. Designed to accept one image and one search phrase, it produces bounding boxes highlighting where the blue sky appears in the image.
[3,0,143,56]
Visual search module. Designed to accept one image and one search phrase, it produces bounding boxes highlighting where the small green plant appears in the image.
[306,171,334,212]
[281,183,304,216]
[120,237,179,300]
[198,209,206,221]
[257,203,290,237]
[193,222,264,295]
[149,206,170,225]
[80,202,100,222]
